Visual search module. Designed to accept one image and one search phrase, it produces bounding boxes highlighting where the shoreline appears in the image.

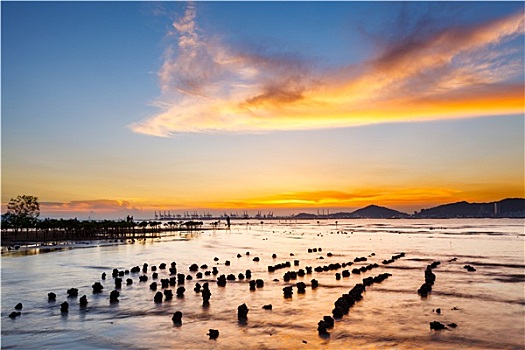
[0,226,227,252]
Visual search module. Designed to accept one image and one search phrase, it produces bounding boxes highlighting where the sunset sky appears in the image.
[2,1,524,219]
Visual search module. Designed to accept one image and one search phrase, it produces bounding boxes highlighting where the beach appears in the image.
[1,218,524,349]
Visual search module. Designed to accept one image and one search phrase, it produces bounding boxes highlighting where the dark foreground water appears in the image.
[2,219,524,349]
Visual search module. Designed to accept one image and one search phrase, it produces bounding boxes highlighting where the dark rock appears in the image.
[238,303,249,320]
[418,283,432,297]
[177,273,185,283]
[92,282,104,293]
[217,275,227,287]
[164,289,173,300]
[194,283,202,293]
[172,311,182,325]
[8,311,21,319]
[139,275,148,282]
[332,307,344,319]
[430,321,446,330]
[154,291,163,303]
[150,282,158,290]
[225,260,231,266]
[115,278,122,289]
[207,329,219,340]
[317,320,330,335]
[151,265,157,271]
[253,257,260,262]
[296,282,306,294]
[238,273,245,280]
[214,257,219,261]
[464,265,476,272]
[249,280,256,291]
[272,254,277,258]
[159,263,167,269]
[186,275,193,281]
[176,286,186,297]
[448,323,457,328]
[67,288,79,297]
[262,304,272,310]
[323,315,334,328]
[283,286,293,298]
[126,278,133,285]
[196,272,203,279]
[202,286,211,305]
[200,264,208,269]
[227,274,236,281]
[101,272,106,280]
[189,263,199,272]
[152,272,158,279]
[61,301,69,312]
[79,295,88,307]
[256,279,264,288]
[48,292,57,301]
[109,290,119,303]
[14,303,23,310]
[311,279,319,289]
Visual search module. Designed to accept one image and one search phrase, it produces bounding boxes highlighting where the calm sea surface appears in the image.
[1,219,524,349]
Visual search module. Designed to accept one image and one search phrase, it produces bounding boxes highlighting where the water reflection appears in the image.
[1,219,524,349]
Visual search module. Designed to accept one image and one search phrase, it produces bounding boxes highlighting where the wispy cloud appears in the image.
[130,4,524,137]
[40,200,142,216]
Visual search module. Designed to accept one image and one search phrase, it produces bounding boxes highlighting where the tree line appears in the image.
[1,195,206,241]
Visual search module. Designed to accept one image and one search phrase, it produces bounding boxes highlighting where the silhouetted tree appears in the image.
[5,195,40,238]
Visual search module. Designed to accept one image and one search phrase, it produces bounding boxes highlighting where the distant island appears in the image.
[293,198,525,219]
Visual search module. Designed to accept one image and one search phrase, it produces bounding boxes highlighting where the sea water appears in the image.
[1,219,524,349]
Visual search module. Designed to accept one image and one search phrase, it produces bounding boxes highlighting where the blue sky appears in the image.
[2,1,524,219]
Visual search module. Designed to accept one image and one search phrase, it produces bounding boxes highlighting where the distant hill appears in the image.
[348,205,410,219]
[291,198,524,219]
[293,205,410,219]
[414,198,525,218]
[293,213,319,219]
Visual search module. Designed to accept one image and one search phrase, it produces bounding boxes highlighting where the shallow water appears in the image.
[2,219,524,349]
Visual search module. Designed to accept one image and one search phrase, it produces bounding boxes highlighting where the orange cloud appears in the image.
[41,200,141,214]
[129,5,524,136]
